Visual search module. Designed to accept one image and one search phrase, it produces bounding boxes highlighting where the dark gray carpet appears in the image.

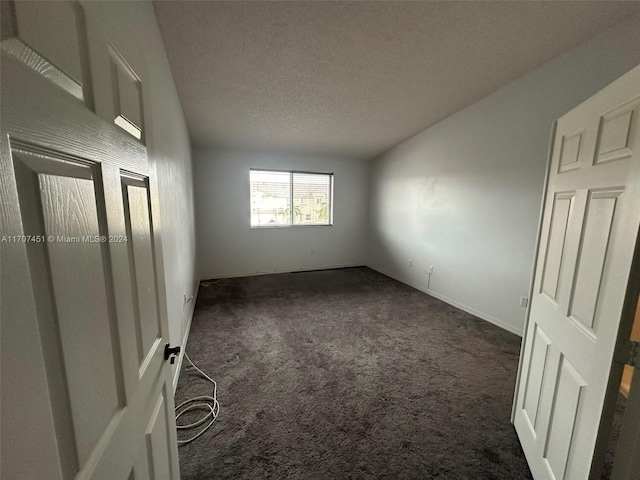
[600,394,626,479]
[176,267,532,479]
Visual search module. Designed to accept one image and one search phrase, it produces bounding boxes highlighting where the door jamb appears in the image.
[589,221,640,479]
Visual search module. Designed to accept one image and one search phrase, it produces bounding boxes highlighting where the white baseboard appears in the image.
[199,263,365,281]
[172,287,198,393]
[367,265,523,337]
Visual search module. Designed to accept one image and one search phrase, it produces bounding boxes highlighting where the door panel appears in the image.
[14,1,84,83]
[522,325,552,432]
[1,0,92,105]
[1,2,179,479]
[12,149,130,471]
[541,192,574,302]
[514,65,640,480]
[558,131,583,173]
[543,356,585,480]
[146,389,173,480]
[109,45,144,141]
[568,189,621,333]
[122,177,162,371]
[35,164,124,467]
[594,99,639,164]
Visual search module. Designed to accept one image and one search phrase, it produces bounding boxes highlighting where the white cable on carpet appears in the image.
[175,353,220,445]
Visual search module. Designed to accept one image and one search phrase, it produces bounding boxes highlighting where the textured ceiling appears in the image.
[154,1,640,159]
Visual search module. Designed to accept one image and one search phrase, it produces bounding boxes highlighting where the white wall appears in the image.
[91,1,197,376]
[194,149,368,279]
[367,14,640,335]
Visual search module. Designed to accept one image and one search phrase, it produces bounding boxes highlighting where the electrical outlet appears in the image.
[408,259,412,267]
[520,296,528,308]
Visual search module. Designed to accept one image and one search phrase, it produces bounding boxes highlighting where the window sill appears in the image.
[250,224,334,229]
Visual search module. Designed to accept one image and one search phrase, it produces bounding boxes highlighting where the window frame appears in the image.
[249,168,334,228]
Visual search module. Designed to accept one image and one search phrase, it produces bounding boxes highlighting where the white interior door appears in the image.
[1,2,180,479]
[513,65,640,480]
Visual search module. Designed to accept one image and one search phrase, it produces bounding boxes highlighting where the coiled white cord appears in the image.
[175,353,220,445]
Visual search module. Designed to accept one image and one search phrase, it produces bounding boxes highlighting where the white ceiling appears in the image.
[154,1,640,160]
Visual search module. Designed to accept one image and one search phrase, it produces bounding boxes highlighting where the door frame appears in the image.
[596,160,640,480]
[579,220,640,479]
[611,343,640,479]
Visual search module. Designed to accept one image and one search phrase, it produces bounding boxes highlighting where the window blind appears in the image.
[250,170,333,227]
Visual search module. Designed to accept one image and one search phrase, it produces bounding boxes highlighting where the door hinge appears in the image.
[625,340,640,368]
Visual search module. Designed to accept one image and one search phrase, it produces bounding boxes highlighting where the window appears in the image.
[250,170,333,227]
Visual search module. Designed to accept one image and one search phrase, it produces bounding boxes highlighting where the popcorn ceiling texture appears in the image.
[154,1,639,159]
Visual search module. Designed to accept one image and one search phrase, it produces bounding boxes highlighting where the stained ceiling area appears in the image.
[154,1,640,160]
